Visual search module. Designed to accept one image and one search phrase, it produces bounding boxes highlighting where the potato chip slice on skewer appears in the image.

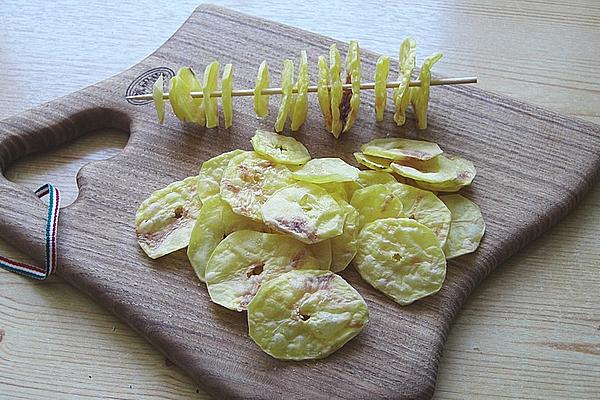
[254,61,270,117]
[291,50,309,131]
[411,52,443,129]
[440,194,486,259]
[203,61,220,128]
[205,230,324,311]
[152,74,165,124]
[169,67,205,125]
[251,129,311,165]
[135,176,202,259]
[374,55,390,122]
[393,38,417,126]
[221,63,234,128]
[220,152,294,221]
[262,182,345,244]
[355,218,446,305]
[329,44,344,137]
[247,270,369,360]
[275,59,295,132]
[317,55,332,130]
[342,40,361,133]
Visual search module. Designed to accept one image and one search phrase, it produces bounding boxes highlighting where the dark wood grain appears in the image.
[0,5,598,399]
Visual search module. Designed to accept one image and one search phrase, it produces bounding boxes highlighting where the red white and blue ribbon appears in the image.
[0,184,60,280]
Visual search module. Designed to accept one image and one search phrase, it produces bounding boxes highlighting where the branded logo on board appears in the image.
[126,67,175,105]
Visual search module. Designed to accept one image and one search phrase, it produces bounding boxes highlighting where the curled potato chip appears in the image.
[329,44,343,137]
[262,182,345,244]
[393,38,417,126]
[169,67,205,125]
[361,137,442,161]
[350,184,404,227]
[188,195,266,282]
[203,61,220,128]
[440,194,485,259]
[391,154,476,192]
[135,176,201,259]
[205,230,323,311]
[291,50,309,131]
[355,218,446,305]
[353,152,392,171]
[386,182,451,246]
[342,40,361,133]
[374,55,390,122]
[411,52,443,129]
[275,59,295,133]
[221,63,234,128]
[251,129,311,165]
[292,158,360,184]
[152,74,165,124]
[254,61,270,117]
[197,149,247,202]
[317,55,332,130]
[309,239,332,270]
[220,152,294,220]
[247,270,369,360]
[330,199,360,272]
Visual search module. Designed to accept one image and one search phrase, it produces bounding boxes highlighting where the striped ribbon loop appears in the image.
[0,184,60,280]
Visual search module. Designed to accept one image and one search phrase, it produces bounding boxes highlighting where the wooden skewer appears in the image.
[126,77,477,101]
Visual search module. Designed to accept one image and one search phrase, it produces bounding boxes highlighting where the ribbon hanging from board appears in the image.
[0,184,60,280]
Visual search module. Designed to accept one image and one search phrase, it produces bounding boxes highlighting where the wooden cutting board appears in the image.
[0,5,598,399]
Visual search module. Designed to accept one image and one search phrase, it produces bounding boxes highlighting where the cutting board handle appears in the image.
[0,93,131,262]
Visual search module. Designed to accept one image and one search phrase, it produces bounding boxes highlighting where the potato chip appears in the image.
[330,199,360,272]
[202,61,220,128]
[261,182,345,244]
[350,184,404,227]
[342,40,361,133]
[197,149,247,202]
[152,74,165,124]
[321,182,349,202]
[187,195,266,282]
[291,50,309,131]
[386,182,451,246]
[317,55,332,130]
[393,38,416,126]
[274,59,295,133]
[254,61,270,117]
[220,152,294,220]
[135,176,201,259]
[391,154,476,192]
[169,67,205,125]
[345,170,398,199]
[309,239,332,270]
[410,52,443,129]
[355,218,446,305]
[292,158,360,184]
[440,194,485,259]
[247,270,368,360]
[353,152,392,171]
[205,230,323,311]
[250,129,311,165]
[329,44,343,137]
[221,63,234,128]
[361,137,442,161]
[374,55,390,122]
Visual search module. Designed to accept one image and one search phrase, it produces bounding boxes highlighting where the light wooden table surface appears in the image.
[1,1,599,398]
